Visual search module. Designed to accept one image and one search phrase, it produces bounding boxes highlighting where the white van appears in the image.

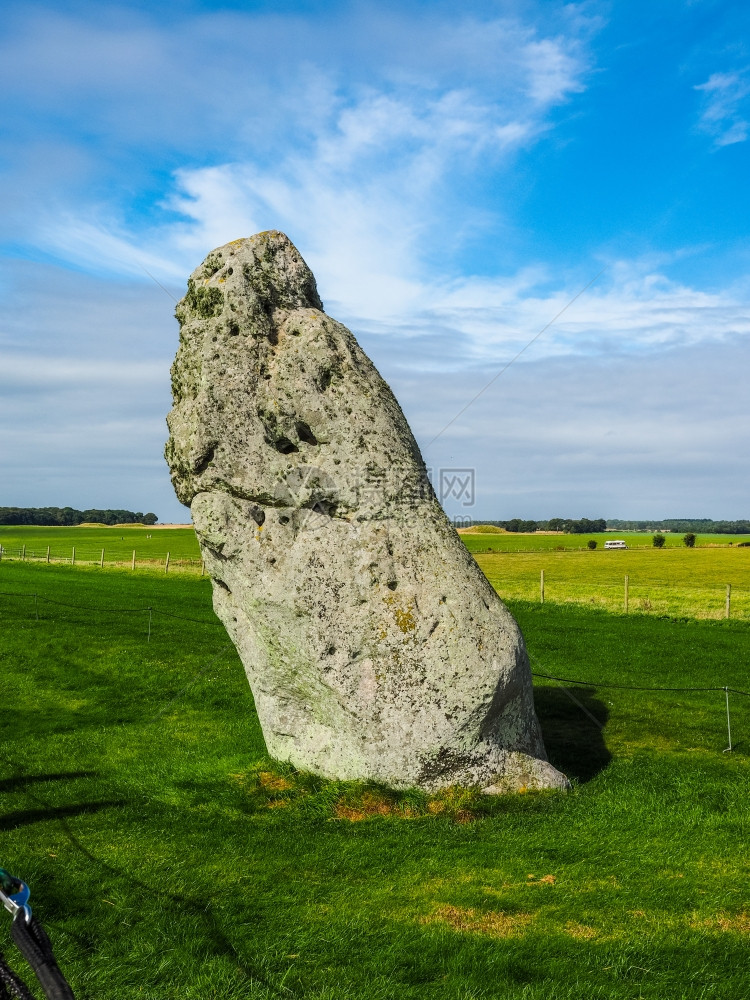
[604,540,628,550]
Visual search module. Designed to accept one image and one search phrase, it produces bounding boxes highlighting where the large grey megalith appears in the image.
[166,231,568,794]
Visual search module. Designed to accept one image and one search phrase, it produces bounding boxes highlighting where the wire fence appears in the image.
[529,666,750,752]
[3,545,749,622]
[2,587,749,757]
[0,545,203,574]
[0,589,223,641]
[483,571,749,621]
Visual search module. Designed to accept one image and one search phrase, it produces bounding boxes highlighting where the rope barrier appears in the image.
[2,588,748,748]
[146,609,223,626]
[0,591,222,628]
[531,670,750,697]
[531,667,750,752]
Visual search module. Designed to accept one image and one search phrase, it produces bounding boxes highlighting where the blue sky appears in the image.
[1,0,748,521]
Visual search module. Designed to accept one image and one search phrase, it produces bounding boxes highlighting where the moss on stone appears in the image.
[181,278,224,319]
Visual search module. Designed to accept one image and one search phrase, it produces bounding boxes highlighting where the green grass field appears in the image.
[2,561,750,998]
[2,526,749,620]
[476,547,750,621]
[2,526,746,569]
[461,531,750,553]
[0,525,200,569]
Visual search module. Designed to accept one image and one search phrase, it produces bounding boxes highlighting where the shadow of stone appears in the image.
[0,800,125,832]
[0,771,97,794]
[534,685,612,783]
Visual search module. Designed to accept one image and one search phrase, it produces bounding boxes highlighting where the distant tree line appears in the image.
[460,517,607,534]
[608,518,750,534]
[0,507,158,526]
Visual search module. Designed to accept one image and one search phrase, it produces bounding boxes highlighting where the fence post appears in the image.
[132,549,136,571]
[46,545,50,563]
[165,552,170,574]
[22,544,26,561]
[624,575,629,614]
[71,546,75,566]
[726,584,731,619]
[100,548,105,568]
[724,687,732,752]
[540,569,545,604]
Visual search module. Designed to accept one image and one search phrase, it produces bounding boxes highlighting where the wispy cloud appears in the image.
[7,4,592,288]
[695,69,750,147]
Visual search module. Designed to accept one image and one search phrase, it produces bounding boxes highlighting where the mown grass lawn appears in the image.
[2,562,750,999]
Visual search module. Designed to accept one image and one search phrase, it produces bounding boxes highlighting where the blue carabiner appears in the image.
[0,869,32,924]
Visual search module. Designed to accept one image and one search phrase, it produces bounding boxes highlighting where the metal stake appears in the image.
[723,687,733,753]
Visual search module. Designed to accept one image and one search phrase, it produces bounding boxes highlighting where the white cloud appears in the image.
[0,353,165,386]
[17,3,591,299]
[695,69,750,147]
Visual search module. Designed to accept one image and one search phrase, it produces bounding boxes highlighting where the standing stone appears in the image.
[166,231,568,793]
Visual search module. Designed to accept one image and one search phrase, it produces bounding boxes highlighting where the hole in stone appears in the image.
[291,328,301,336]
[267,328,279,346]
[269,557,277,565]
[226,267,233,275]
[387,580,398,591]
[193,444,215,475]
[318,369,333,391]
[249,504,265,526]
[296,421,318,446]
[215,579,231,592]
[279,515,290,525]
[274,437,298,454]
[228,320,240,336]
[309,500,336,517]
[325,645,336,656]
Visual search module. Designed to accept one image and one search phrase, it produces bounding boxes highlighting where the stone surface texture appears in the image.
[166,231,568,793]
